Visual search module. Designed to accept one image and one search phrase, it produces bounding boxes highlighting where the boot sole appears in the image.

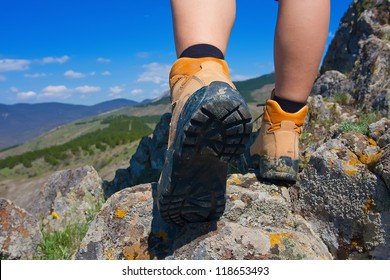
[259,155,298,182]
[158,81,252,226]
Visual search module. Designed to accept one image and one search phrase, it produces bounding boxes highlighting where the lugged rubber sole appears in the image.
[157,81,252,226]
[259,155,298,182]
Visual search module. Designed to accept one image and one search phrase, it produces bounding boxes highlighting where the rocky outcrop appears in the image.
[30,165,104,231]
[105,113,171,197]
[75,174,332,260]
[0,199,42,259]
[293,119,390,259]
[321,0,390,74]
[315,0,390,116]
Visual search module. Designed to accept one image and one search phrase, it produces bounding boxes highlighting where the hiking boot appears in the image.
[157,57,252,226]
[250,92,308,182]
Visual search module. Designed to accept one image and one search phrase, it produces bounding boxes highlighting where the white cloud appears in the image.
[75,85,101,93]
[0,75,6,81]
[97,57,111,63]
[131,89,144,96]
[24,73,48,78]
[64,70,86,79]
[41,85,72,98]
[137,63,170,84]
[101,71,111,76]
[109,86,124,96]
[136,52,150,59]
[10,87,19,93]
[17,91,37,100]
[0,59,30,72]
[40,55,70,64]
[89,72,96,76]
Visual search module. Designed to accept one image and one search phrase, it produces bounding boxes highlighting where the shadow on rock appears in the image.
[147,183,218,259]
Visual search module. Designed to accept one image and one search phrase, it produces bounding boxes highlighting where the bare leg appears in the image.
[274,0,330,102]
[170,0,236,57]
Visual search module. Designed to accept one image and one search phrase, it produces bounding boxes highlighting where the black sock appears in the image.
[272,95,307,113]
[179,44,224,59]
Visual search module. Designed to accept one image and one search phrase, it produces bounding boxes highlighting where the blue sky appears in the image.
[0,0,351,105]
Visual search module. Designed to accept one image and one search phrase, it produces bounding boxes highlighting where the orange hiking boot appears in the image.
[157,57,252,225]
[250,93,308,182]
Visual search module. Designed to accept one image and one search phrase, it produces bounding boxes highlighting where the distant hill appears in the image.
[0,99,138,149]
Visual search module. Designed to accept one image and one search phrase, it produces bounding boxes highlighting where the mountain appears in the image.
[0,98,138,149]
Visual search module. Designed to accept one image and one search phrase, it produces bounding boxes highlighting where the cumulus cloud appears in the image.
[0,59,30,72]
[109,86,124,96]
[101,71,111,76]
[131,89,144,96]
[64,70,86,79]
[40,55,70,64]
[0,75,6,81]
[17,91,37,100]
[136,63,170,84]
[75,85,101,93]
[41,85,72,98]
[97,57,111,63]
[24,73,48,78]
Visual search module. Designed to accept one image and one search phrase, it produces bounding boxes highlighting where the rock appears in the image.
[0,198,42,259]
[105,113,171,197]
[75,174,332,260]
[369,118,390,148]
[319,0,390,116]
[351,37,390,115]
[294,134,390,259]
[321,0,390,74]
[30,165,104,231]
[375,145,390,192]
[311,71,354,101]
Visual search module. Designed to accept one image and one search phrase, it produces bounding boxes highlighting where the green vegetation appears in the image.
[333,92,350,105]
[0,115,157,170]
[39,222,90,259]
[339,112,381,135]
[38,201,103,260]
[234,73,275,103]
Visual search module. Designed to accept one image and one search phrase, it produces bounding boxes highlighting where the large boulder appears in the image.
[75,174,332,260]
[293,127,390,259]
[316,0,390,117]
[0,198,42,259]
[321,0,390,74]
[30,165,104,231]
[105,113,171,197]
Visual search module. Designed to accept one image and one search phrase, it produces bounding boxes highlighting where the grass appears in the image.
[339,112,381,135]
[38,200,103,260]
[39,222,90,259]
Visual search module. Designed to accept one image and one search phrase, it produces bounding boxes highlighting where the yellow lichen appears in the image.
[123,243,150,260]
[105,250,114,260]
[114,208,128,219]
[342,156,362,176]
[368,139,377,146]
[363,198,374,215]
[227,177,242,185]
[359,152,382,165]
[51,211,60,220]
[269,233,290,248]
[228,194,239,201]
[157,229,169,241]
